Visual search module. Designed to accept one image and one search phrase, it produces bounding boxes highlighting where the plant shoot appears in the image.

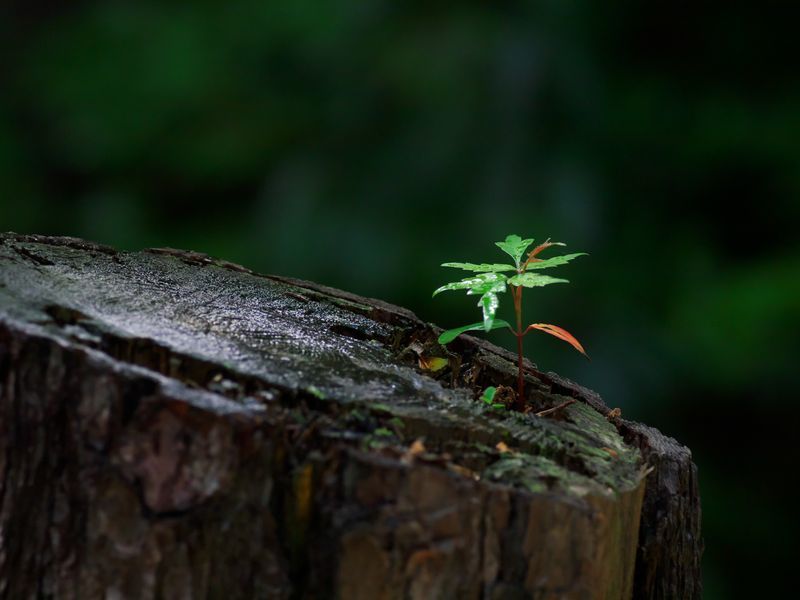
[434,234,588,410]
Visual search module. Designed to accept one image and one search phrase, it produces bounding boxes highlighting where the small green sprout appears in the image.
[434,234,588,410]
[306,385,326,400]
[481,386,506,411]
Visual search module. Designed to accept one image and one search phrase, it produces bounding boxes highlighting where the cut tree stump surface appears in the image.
[0,233,701,599]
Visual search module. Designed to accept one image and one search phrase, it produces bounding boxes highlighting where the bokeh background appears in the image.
[2,2,798,597]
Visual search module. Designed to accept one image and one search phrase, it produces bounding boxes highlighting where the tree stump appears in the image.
[0,233,701,599]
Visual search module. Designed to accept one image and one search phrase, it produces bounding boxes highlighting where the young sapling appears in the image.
[434,234,588,411]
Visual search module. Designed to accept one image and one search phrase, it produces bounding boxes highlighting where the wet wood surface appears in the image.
[0,233,701,599]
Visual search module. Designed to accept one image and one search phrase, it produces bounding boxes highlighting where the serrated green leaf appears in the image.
[441,262,516,272]
[478,291,499,330]
[433,272,506,296]
[461,276,506,330]
[465,277,507,296]
[524,253,587,270]
[495,234,534,266]
[507,273,569,288]
[438,319,512,344]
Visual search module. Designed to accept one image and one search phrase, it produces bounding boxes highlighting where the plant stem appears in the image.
[535,399,576,417]
[512,285,525,409]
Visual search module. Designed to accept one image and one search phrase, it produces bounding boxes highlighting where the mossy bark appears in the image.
[0,233,701,599]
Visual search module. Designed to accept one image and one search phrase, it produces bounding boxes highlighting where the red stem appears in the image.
[513,284,525,410]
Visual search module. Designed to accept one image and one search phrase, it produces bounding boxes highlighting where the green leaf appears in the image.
[507,273,569,288]
[307,385,326,399]
[495,234,534,266]
[481,387,506,411]
[524,253,587,270]
[465,276,507,295]
[441,262,516,272]
[477,290,499,330]
[433,272,506,296]
[481,386,497,403]
[461,277,506,330]
[438,319,512,344]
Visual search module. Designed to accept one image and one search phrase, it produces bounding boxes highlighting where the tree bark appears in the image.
[0,233,701,599]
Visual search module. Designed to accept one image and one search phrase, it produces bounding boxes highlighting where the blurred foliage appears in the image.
[1,2,799,597]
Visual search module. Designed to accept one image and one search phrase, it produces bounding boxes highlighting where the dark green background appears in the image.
[2,2,798,597]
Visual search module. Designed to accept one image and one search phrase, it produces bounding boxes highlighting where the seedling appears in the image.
[481,386,506,411]
[434,234,587,410]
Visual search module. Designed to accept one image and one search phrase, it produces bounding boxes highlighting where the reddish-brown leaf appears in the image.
[521,238,566,269]
[525,323,588,357]
[530,238,564,257]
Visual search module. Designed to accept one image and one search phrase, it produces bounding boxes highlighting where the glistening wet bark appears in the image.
[0,233,701,599]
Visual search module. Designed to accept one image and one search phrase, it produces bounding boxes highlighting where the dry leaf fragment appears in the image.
[408,439,426,455]
[401,438,427,464]
[418,356,449,372]
[448,463,479,480]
